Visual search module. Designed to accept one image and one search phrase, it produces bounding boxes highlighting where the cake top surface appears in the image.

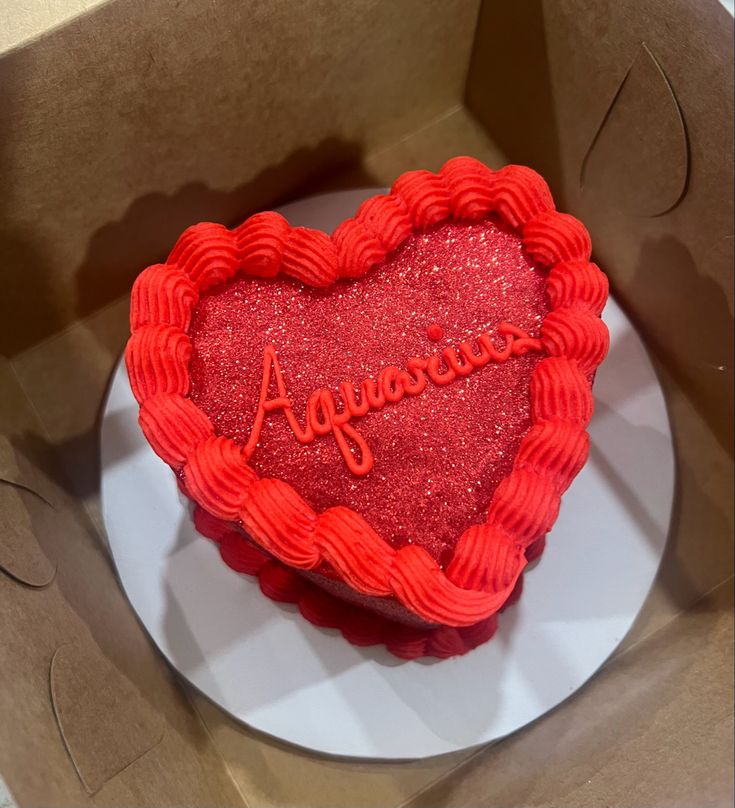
[188,217,548,566]
[124,157,609,631]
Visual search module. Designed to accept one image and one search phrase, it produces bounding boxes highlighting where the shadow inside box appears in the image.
[73,138,378,324]
[8,375,143,507]
[5,142,378,506]
[466,0,565,199]
[623,235,734,456]
[161,512,366,713]
[592,291,732,615]
[97,403,149,472]
[85,161,705,751]
[159,506,539,747]
[137,302,680,748]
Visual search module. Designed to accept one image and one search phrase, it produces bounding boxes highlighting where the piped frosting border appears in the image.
[125,157,609,630]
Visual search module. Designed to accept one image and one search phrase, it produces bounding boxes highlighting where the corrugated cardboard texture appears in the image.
[0,0,479,355]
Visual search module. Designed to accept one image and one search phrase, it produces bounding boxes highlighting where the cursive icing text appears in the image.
[242,323,541,476]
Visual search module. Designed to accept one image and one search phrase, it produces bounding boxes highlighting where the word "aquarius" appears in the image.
[242,323,541,476]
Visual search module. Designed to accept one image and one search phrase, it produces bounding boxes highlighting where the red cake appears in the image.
[125,157,609,659]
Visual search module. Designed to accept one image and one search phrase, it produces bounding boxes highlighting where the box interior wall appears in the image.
[1,1,732,805]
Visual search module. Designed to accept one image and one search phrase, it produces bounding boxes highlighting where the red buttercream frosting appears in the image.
[125,157,609,658]
[130,263,199,331]
[193,505,500,660]
[188,218,545,564]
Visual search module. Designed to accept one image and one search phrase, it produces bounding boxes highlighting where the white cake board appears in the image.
[100,190,674,759]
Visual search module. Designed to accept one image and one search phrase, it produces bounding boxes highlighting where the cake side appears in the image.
[124,157,609,655]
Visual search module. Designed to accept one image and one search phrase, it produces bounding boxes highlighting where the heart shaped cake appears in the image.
[125,157,609,659]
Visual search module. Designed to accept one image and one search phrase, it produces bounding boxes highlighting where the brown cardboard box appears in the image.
[1,1,732,806]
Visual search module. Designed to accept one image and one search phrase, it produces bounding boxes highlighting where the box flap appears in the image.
[580,42,688,216]
[49,642,163,795]
[0,0,480,355]
[0,362,245,806]
[466,0,733,451]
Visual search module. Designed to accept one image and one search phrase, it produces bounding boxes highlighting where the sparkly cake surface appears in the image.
[188,217,549,567]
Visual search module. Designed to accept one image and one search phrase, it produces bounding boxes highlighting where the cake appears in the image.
[125,157,609,659]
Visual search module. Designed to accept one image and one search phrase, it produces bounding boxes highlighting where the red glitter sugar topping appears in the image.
[188,217,549,567]
[125,156,610,650]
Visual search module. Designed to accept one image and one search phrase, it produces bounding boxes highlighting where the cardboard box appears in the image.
[1,0,732,805]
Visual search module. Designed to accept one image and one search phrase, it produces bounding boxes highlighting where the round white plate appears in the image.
[100,190,674,759]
